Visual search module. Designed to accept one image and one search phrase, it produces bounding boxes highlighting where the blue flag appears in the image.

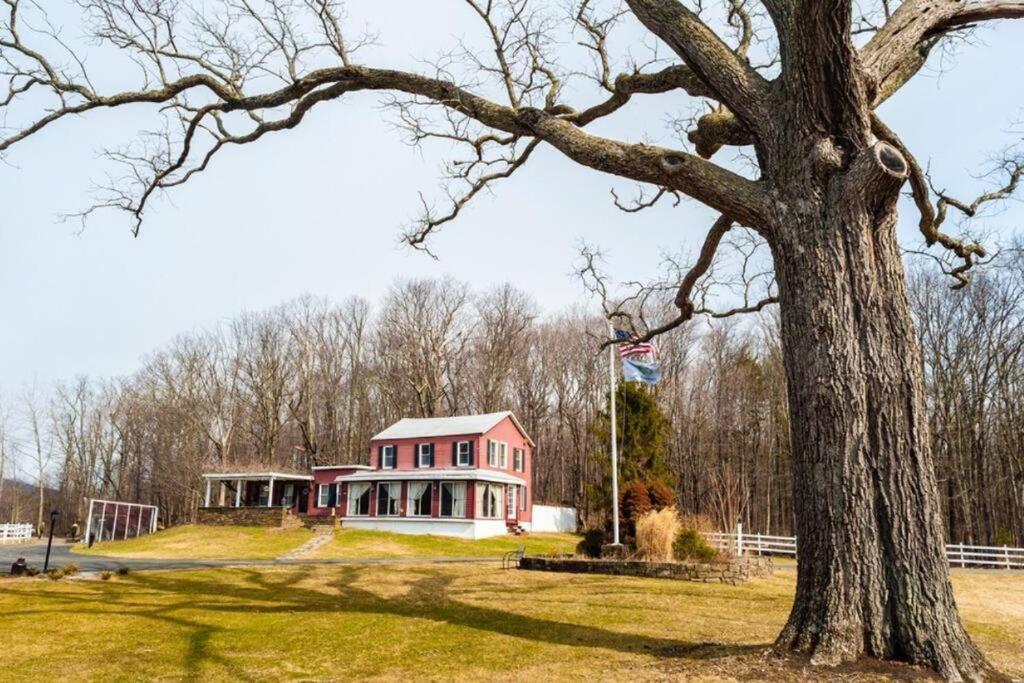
[622,356,661,384]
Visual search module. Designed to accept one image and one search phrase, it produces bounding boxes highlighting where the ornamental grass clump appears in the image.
[635,506,680,562]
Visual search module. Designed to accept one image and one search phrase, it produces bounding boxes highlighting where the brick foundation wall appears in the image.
[518,556,773,585]
[196,507,290,527]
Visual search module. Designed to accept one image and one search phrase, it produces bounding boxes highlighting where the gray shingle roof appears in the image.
[371,411,533,445]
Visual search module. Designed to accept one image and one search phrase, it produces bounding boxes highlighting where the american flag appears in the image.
[613,328,656,359]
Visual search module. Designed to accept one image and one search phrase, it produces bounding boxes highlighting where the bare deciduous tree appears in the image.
[5,0,1024,675]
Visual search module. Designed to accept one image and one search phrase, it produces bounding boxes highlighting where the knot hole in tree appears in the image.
[876,142,908,178]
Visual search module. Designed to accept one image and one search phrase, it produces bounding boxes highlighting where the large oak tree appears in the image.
[3,0,1023,678]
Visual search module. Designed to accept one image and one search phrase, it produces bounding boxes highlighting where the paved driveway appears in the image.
[1,540,497,573]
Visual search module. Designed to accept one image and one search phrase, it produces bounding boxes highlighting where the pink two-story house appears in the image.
[331,411,533,539]
[200,411,534,539]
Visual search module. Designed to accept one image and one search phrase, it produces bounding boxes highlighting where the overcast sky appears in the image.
[1,2,1022,394]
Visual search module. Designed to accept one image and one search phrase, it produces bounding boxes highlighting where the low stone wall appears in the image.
[519,555,773,585]
[196,506,289,527]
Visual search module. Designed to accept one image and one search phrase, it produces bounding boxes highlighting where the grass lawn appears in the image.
[1,563,1021,680]
[309,528,581,559]
[72,525,314,560]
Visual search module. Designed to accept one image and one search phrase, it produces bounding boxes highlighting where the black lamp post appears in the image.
[43,509,58,572]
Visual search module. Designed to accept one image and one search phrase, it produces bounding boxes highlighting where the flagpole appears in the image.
[608,319,620,547]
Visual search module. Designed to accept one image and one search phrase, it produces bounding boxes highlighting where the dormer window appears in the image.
[380,444,396,469]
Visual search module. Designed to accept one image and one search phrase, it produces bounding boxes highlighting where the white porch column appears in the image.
[204,479,212,507]
[267,478,275,507]
[218,481,226,506]
[236,479,243,507]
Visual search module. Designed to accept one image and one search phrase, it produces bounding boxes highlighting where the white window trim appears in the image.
[408,481,432,517]
[348,482,371,516]
[316,484,330,508]
[499,442,508,469]
[381,444,396,469]
[479,483,502,519]
[440,481,467,518]
[487,440,497,467]
[417,443,432,468]
[376,481,401,516]
[456,441,471,467]
[513,448,524,472]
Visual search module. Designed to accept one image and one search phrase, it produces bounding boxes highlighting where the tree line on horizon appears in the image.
[1,261,1022,545]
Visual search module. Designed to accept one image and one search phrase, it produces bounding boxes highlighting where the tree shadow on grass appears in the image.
[7,566,767,677]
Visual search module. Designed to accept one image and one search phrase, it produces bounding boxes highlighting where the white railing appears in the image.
[0,523,33,544]
[707,526,1024,569]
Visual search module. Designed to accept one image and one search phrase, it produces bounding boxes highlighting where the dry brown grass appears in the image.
[0,559,1020,680]
[635,507,681,561]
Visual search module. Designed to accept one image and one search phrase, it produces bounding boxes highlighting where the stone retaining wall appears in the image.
[196,507,290,527]
[519,555,773,585]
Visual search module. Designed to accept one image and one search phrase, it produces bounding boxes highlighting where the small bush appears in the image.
[24,566,40,577]
[647,481,675,510]
[62,564,79,576]
[116,567,131,576]
[100,571,113,581]
[635,507,680,562]
[673,528,718,562]
[577,528,606,558]
[45,568,65,581]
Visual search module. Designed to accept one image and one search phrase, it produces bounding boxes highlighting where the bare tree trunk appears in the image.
[771,147,987,678]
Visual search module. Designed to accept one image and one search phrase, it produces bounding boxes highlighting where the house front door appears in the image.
[297,486,309,513]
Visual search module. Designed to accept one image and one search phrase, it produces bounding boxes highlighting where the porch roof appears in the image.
[335,468,526,486]
[202,471,314,481]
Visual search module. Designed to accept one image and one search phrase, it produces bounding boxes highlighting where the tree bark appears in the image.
[769,144,990,680]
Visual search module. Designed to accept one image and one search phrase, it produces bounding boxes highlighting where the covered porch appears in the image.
[201,472,313,511]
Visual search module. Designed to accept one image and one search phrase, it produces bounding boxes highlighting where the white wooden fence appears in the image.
[707,526,1024,569]
[0,523,33,544]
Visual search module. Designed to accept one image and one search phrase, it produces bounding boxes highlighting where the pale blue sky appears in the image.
[1,3,1022,392]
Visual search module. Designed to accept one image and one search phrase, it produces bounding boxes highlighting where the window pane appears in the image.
[453,482,465,517]
[441,483,453,516]
[409,482,431,516]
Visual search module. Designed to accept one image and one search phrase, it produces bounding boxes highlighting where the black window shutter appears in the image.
[377,445,383,468]
[429,443,435,467]
[468,440,475,466]
[452,441,458,466]
[415,444,422,468]
[328,485,337,507]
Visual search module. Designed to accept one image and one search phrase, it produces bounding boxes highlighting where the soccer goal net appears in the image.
[84,499,159,544]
